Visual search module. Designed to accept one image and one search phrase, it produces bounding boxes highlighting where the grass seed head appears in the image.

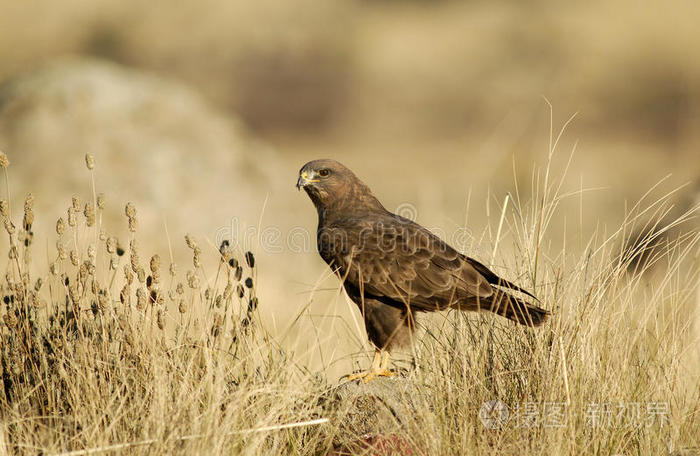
[96,193,105,210]
[70,250,79,266]
[72,196,80,212]
[157,310,164,330]
[0,151,9,168]
[85,153,95,170]
[125,202,136,218]
[106,237,117,254]
[245,251,255,268]
[0,200,8,218]
[120,284,130,305]
[84,203,95,227]
[150,254,160,273]
[4,219,15,235]
[192,247,201,268]
[56,217,66,236]
[67,208,77,227]
[136,288,147,311]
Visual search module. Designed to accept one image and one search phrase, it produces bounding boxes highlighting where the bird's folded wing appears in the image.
[331,219,495,311]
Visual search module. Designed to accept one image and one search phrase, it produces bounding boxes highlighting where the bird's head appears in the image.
[296,159,384,214]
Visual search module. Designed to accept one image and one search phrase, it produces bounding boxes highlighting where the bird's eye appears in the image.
[318,169,331,177]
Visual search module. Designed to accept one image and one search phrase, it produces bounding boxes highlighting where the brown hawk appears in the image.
[297,159,549,382]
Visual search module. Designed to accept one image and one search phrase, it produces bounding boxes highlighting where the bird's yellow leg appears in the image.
[364,350,394,383]
[346,349,381,381]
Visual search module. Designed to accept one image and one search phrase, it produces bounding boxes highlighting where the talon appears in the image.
[362,369,394,383]
[345,371,368,381]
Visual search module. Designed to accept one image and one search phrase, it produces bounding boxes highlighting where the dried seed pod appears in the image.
[0,151,9,168]
[96,193,105,210]
[128,217,137,232]
[245,251,255,268]
[125,202,136,218]
[157,309,164,330]
[245,277,253,289]
[187,272,200,289]
[4,219,15,235]
[0,200,8,218]
[106,237,117,254]
[69,284,80,304]
[87,244,96,262]
[98,291,108,310]
[72,196,81,212]
[34,278,43,292]
[56,217,66,236]
[192,247,201,268]
[120,284,130,305]
[78,262,88,281]
[123,265,134,284]
[178,299,186,314]
[236,284,245,298]
[57,241,67,260]
[223,283,233,299]
[23,195,34,230]
[130,251,140,273]
[137,268,146,284]
[70,250,79,266]
[67,208,77,227]
[215,295,222,308]
[185,234,197,249]
[150,255,160,273]
[176,282,184,295]
[234,266,243,281]
[248,297,258,312]
[169,263,176,277]
[84,203,95,227]
[85,153,95,170]
[136,288,147,310]
[219,240,232,262]
[23,211,34,231]
[3,312,18,328]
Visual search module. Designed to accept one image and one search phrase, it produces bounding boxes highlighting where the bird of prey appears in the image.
[297,159,549,382]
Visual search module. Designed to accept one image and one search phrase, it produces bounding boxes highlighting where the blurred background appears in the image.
[1,0,699,370]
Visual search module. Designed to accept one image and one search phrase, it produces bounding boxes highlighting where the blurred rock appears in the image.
[0,57,281,246]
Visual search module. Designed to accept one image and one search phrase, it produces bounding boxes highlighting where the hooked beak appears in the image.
[296,170,317,190]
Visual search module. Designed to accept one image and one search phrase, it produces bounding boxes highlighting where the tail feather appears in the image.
[454,291,550,327]
[487,291,549,326]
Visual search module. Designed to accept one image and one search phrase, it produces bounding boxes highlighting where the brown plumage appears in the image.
[297,159,549,381]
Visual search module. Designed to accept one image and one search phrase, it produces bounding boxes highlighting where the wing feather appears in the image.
[321,214,496,312]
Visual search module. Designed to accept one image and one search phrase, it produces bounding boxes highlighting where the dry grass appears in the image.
[0,140,698,455]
